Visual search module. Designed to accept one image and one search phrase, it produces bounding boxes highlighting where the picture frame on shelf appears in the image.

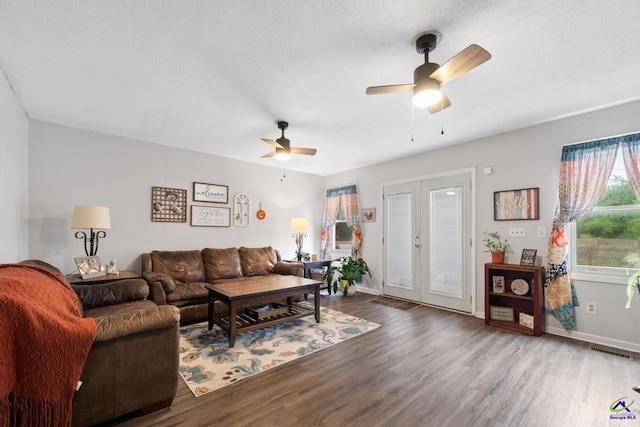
[519,312,535,329]
[489,306,515,322]
[193,182,228,204]
[520,249,538,266]
[492,276,505,293]
[74,256,106,279]
[362,208,376,222]
[494,187,539,221]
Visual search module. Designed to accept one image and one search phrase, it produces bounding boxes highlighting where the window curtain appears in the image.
[320,185,362,259]
[620,133,640,196]
[545,138,618,329]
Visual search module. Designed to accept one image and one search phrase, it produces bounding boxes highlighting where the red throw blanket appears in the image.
[0,264,97,427]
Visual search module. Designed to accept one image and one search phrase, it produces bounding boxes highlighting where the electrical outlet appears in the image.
[537,226,547,238]
[586,301,597,314]
[508,227,525,238]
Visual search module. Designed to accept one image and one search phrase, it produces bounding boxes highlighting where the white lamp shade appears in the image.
[290,217,308,232]
[72,205,111,229]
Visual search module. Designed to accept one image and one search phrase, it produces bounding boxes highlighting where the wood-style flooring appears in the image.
[105,292,640,427]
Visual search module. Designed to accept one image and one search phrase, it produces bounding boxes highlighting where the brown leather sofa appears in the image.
[142,246,304,323]
[18,260,180,427]
[71,279,180,427]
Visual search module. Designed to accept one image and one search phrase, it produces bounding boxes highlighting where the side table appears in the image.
[294,259,334,294]
[65,270,141,285]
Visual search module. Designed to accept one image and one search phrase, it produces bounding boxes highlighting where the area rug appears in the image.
[178,304,380,397]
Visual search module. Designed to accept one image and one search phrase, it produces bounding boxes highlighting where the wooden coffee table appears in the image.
[205,275,321,347]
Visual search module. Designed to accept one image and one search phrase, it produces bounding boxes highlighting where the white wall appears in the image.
[0,71,28,262]
[28,121,324,274]
[325,100,640,352]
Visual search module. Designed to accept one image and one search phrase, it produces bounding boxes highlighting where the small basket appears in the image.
[244,302,289,320]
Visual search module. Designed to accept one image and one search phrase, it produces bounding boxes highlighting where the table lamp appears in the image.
[72,205,111,256]
[290,217,308,261]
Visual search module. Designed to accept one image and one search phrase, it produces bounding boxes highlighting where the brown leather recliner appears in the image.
[142,246,304,323]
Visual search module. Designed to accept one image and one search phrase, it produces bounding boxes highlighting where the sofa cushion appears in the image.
[165,281,209,303]
[150,250,205,283]
[202,247,242,281]
[239,246,277,276]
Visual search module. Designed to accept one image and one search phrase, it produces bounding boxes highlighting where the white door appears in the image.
[420,174,471,312]
[383,172,473,313]
[383,181,421,301]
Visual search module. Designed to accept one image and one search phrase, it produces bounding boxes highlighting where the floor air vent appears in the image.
[589,344,632,360]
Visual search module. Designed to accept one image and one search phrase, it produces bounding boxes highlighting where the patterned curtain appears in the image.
[320,185,362,259]
[620,133,640,196]
[545,138,618,329]
[320,192,340,260]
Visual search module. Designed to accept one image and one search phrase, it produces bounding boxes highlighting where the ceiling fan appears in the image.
[261,121,317,161]
[366,32,491,113]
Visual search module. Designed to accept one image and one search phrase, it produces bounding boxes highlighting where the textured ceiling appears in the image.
[1,1,640,176]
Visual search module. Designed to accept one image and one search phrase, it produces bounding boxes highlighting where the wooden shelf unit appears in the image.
[484,263,545,336]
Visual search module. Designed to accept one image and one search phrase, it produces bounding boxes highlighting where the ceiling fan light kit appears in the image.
[366,31,491,113]
[261,121,317,161]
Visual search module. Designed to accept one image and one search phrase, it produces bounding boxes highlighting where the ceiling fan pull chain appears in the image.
[440,90,445,135]
[411,105,415,142]
[281,165,286,182]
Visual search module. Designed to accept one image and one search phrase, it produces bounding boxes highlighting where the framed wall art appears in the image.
[151,186,187,222]
[494,187,539,221]
[193,182,228,204]
[362,208,376,222]
[190,205,231,227]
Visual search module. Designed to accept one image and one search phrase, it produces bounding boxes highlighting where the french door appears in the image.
[383,171,473,313]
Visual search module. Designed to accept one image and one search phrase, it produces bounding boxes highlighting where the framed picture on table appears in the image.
[74,256,106,279]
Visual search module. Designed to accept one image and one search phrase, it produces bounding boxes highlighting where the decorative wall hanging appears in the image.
[193,182,228,204]
[493,187,539,221]
[362,208,376,222]
[234,193,251,227]
[151,186,187,222]
[256,202,266,220]
[190,206,231,227]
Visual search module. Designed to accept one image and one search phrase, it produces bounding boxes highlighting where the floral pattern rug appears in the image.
[179,303,380,397]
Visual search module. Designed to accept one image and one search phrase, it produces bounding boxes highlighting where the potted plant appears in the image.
[626,271,640,308]
[324,256,372,296]
[483,231,510,263]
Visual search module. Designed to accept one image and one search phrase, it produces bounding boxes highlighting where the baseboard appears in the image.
[475,311,639,353]
[545,326,640,353]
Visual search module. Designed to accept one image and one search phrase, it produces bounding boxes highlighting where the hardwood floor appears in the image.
[106,292,640,427]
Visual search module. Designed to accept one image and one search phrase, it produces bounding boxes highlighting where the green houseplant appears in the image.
[483,231,511,263]
[626,271,640,308]
[324,256,372,296]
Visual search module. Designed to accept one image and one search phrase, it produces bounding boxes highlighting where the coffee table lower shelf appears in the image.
[214,303,314,338]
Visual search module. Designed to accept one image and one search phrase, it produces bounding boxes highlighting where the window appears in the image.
[570,148,640,284]
[333,201,353,255]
